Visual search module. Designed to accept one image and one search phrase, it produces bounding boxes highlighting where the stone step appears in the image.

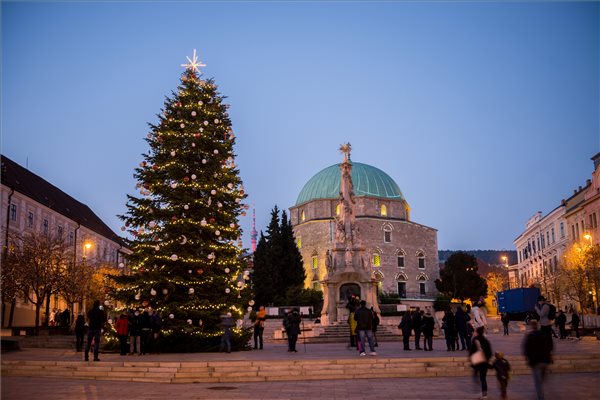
[3,354,599,383]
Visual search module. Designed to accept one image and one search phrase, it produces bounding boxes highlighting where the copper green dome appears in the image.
[296,162,405,205]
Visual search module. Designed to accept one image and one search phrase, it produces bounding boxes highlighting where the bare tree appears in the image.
[5,231,71,334]
[1,236,22,328]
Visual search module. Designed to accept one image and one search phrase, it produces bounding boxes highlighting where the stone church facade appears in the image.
[289,145,439,323]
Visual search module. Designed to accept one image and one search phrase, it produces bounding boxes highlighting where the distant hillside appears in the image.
[438,250,517,266]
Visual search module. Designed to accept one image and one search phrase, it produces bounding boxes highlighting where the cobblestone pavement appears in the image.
[2,373,599,400]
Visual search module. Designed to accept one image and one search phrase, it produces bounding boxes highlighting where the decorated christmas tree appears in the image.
[109,50,252,352]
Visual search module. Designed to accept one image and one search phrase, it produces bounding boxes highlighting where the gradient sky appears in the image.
[2,1,599,251]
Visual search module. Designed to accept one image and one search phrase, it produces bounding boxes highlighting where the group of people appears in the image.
[45,308,71,327]
[77,300,163,361]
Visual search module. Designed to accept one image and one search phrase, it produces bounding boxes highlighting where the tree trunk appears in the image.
[34,303,41,336]
[44,292,51,327]
[8,298,16,328]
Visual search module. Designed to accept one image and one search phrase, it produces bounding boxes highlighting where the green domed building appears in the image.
[289,150,439,324]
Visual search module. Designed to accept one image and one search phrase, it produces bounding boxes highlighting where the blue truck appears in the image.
[497,287,540,320]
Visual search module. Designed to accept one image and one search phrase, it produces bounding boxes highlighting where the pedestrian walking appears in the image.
[399,310,412,351]
[115,313,129,356]
[129,310,141,355]
[501,312,510,336]
[354,300,377,356]
[412,307,422,350]
[455,305,471,350]
[469,326,493,400]
[570,311,580,339]
[534,295,553,337]
[492,351,511,400]
[253,305,266,350]
[421,308,435,351]
[74,314,85,352]
[523,320,553,400]
[84,300,106,362]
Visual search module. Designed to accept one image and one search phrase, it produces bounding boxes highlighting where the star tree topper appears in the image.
[181,49,206,74]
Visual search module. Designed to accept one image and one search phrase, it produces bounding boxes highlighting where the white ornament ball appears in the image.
[225,288,231,294]
[170,151,176,157]
[161,289,168,295]
[214,119,220,124]
[213,149,219,154]
[169,313,174,319]
[188,270,192,274]
[188,288,195,294]
[200,218,207,226]
[198,101,203,106]
[151,289,157,296]
[247,307,253,312]
[104,300,110,306]
[224,268,230,273]
[119,262,125,268]
[230,223,235,228]
[191,142,196,147]
[227,183,233,189]
[215,230,220,236]
[191,174,197,180]
[187,319,193,325]
[171,254,178,261]
[148,221,156,228]
[211,189,217,195]
[135,294,141,300]
[171,183,178,189]
[218,202,223,208]
[203,121,209,126]
[200,128,204,132]
[184,204,189,210]
[191,111,197,117]
[237,281,243,287]
[202,159,207,164]
[249,300,255,306]
[235,198,241,203]
[180,123,185,128]
[155,245,160,251]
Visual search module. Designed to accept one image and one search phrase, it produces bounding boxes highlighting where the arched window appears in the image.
[336,204,341,216]
[312,253,318,269]
[382,222,393,243]
[417,251,426,269]
[296,236,302,249]
[372,250,381,267]
[380,204,387,217]
[417,275,427,296]
[373,270,384,296]
[301,210,306,222]
[396,249,406,268]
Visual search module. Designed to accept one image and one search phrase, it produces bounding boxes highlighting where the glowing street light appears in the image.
[83,241,92,259]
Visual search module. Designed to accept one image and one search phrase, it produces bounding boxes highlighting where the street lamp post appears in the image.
[501,256,510,289]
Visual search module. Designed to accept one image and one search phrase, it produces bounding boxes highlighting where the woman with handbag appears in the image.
[469,326,493,400]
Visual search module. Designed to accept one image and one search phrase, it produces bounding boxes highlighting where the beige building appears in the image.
[1,155,129,327]
[289,147,439,323]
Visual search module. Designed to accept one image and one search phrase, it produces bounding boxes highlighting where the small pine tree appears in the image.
[109,53,252,351]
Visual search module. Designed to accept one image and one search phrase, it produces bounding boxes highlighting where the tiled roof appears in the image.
[1,154,125,246]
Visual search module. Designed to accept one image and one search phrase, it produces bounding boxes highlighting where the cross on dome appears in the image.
[181,49,206,74]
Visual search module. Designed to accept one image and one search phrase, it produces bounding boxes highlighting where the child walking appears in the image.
[492,351,511,399]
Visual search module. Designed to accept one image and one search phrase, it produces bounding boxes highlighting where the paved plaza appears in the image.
[2,331,599,400]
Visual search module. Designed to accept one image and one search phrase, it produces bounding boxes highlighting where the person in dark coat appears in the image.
[421,309,435,351]
[442,309,457,351]
[570,312,580,339]
[286,310,302,352]
[412,308,422,350]
[220,313,234,353]
[61,309,71,328]
[150,311,162,354]
[139,310,152,355]
[492,351,511,400]
[556,310,567,339]
[371,308,380,347]
[399,310,412,351]
[470,326,493,400]
[84,300,106,362]
[501,312,510,336]
[128,310,141,354]
[354,300,376,355]
[74,314,85,352]
[523,320,553,400]
[455,306,471,350]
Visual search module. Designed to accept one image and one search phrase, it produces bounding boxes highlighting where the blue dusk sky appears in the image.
[2,1,599,252]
